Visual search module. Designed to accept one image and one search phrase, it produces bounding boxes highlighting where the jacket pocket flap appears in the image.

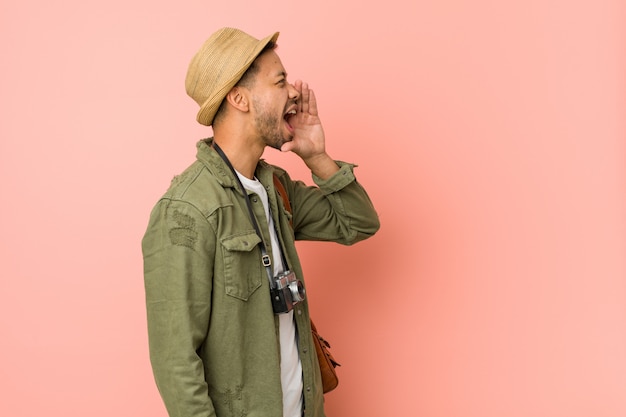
[220,232,261,252]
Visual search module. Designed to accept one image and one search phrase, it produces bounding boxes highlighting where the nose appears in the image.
[288,83,300,101]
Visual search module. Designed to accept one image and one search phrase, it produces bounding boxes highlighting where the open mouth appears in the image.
[283,109,296,131]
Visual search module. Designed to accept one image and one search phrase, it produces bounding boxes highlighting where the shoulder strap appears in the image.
[273,174,293,229]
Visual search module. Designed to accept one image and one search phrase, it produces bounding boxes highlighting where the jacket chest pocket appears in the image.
[220,232,264,301]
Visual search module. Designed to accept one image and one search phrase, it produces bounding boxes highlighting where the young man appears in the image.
[142,27,380,417]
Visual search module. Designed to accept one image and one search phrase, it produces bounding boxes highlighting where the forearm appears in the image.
[302,152,339,180]
[285,162,380,244]
[147,300,217,417]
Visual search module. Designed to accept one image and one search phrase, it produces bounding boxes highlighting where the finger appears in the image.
[280,141,295,153]
[307,88,318,117]
[300,82,310,114]
[294,80,303,113]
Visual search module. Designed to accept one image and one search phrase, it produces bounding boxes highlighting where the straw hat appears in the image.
[185,27,280,126]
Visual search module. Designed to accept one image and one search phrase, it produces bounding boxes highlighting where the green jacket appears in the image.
[142,139,380,417]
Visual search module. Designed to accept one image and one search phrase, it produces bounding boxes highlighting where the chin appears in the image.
[265,139,283,151]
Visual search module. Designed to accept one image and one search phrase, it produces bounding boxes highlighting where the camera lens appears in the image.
[288,280,306,303]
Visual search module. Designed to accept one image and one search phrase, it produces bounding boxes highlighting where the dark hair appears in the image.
[213,41,277,127]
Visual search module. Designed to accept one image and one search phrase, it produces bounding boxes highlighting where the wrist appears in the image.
[304,153,339,180]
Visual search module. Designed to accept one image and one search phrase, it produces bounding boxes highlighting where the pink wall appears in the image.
[1,1,624,416]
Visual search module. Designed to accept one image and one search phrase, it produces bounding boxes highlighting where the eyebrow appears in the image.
[276,71,288,80]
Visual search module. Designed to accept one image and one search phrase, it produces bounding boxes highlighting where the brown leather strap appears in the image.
[273,174,293,229]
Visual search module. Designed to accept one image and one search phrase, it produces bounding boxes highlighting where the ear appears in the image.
[225,86,250,113]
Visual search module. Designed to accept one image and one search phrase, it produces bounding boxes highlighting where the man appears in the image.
[142,27,380,417]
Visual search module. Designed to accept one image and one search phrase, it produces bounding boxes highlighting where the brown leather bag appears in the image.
[311,320,341,393]
[273,175,341,393]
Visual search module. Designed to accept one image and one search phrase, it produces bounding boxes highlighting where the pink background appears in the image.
[1,1,625,416]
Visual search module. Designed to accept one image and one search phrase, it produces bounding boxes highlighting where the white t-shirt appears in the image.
[237,172,304,417]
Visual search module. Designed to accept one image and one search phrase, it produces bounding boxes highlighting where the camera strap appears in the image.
[212,142,290,286]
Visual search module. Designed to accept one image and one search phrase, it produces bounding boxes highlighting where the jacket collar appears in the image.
[196,138,274,192]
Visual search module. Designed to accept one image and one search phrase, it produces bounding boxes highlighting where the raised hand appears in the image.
[281,80,325,158]
[281,81,339,179]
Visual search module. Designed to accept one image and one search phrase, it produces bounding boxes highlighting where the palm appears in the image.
[280,81,326,159]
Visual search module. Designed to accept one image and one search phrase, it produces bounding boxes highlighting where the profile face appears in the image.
[247,50,299,150]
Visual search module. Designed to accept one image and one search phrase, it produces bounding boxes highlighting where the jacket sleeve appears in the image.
[142,198,217,417]
[279,161,380,244]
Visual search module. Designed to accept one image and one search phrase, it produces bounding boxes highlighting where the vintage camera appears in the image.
[270,270,306,314]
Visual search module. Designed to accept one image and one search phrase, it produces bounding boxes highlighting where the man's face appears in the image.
[247,50,299,150]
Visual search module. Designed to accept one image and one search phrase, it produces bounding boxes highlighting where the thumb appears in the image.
[280,141,296,153]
